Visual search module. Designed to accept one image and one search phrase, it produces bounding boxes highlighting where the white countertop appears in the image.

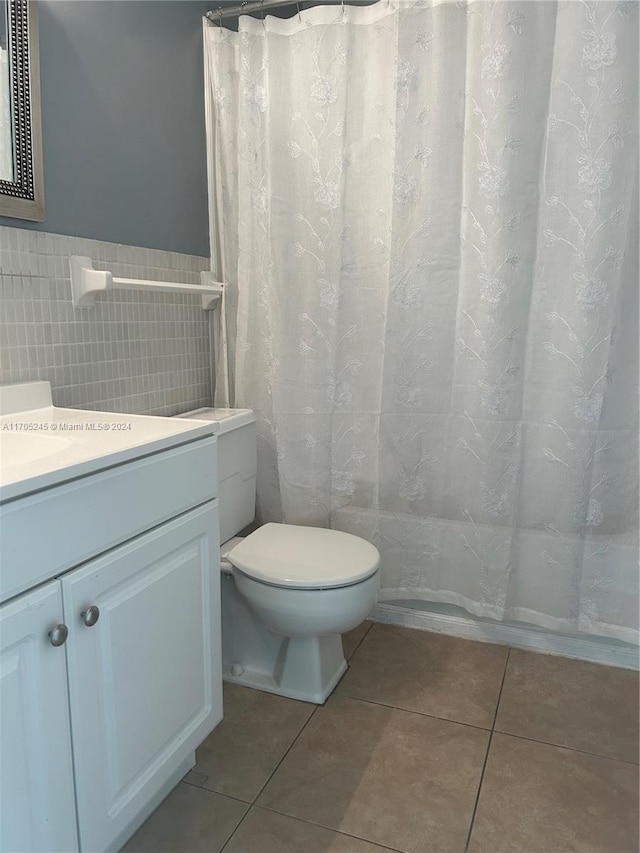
[0,383,217,502]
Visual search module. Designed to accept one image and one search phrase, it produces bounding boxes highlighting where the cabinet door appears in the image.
[62,501,222,853]
[0,581,78,853]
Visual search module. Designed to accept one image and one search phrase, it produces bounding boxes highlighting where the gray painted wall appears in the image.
[0,0,211,256]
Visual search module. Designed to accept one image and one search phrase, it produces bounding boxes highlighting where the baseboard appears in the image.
[371,603,639,671]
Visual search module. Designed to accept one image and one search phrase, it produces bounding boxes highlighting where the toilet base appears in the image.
[221,572,349,704]
[223,634,347,704]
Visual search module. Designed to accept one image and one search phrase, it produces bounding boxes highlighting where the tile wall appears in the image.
[0,227,212,415]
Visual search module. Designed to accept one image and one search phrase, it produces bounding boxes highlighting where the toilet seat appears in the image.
[220,536,245,573]
[226,522,380,590]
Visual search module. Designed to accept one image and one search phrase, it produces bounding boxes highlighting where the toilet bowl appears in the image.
[178,408,380,704]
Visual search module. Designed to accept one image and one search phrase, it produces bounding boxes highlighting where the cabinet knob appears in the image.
[48,624,69,647]
[81,605,100,627]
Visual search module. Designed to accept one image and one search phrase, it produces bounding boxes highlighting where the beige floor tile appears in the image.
[336,624,508,728]
[342,621,372,661]
[225,807,393,852]
[468,733,640,853]
[495,649,640,763]
[120,782,247,853]
[257,694,489,853]
[189,683,315,802]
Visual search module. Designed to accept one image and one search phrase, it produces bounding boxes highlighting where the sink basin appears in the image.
[0,432,73,469]
[0,381,218,502]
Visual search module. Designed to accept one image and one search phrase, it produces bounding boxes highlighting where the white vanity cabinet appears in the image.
[0,401,222,853]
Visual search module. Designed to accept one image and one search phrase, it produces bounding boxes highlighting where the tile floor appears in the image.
[122,622,639,853]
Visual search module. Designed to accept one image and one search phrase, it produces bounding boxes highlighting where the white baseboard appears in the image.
[371,603,639,671]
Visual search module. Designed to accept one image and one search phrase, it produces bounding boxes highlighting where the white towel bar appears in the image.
[70,256,223,310]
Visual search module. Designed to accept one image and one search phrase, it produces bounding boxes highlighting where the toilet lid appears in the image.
[226,523,380,589]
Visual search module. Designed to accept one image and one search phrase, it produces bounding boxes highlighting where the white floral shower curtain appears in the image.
[204,0,639,644]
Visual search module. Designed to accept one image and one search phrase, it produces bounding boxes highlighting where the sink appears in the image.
[0,432,73,469]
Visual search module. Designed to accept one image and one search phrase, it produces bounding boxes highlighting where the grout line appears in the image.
[463,732,494,853]
[490,729,640,767]
[220,703,322,852]
[179,779,251,808]
[251,704,321,803]
[177,779,252,853]
[490,646,638,765]
[333,691,494,734]
[492,646,511,730]
[181,775,207,790]
[218,686,329,853]
[464,647,511,852]
[341,638,639,765]
[345,621,374,662]
[253,803,407,853]
[219,801,252,853]
[180,778,252,805]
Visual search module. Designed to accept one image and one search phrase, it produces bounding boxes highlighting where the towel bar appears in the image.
[70,256,224,310]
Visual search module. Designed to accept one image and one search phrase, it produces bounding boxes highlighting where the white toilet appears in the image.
[178,407,380,704]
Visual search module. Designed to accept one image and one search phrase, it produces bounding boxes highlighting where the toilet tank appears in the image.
[177,408,257,543]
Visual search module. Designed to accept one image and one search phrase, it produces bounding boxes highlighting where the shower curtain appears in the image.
[204,0,639,645]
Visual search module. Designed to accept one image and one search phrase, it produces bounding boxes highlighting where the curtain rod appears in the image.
[205,1,306,24]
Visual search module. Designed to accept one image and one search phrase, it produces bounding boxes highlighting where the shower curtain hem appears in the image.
[379,588,640,647]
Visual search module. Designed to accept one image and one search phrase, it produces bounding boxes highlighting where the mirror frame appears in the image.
[0,0,44,221]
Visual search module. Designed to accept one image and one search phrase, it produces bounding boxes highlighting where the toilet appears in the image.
[178,407,380,704]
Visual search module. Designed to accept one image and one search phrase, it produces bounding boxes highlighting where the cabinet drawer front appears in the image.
[0,437,217,603]
[62,501,222,853]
